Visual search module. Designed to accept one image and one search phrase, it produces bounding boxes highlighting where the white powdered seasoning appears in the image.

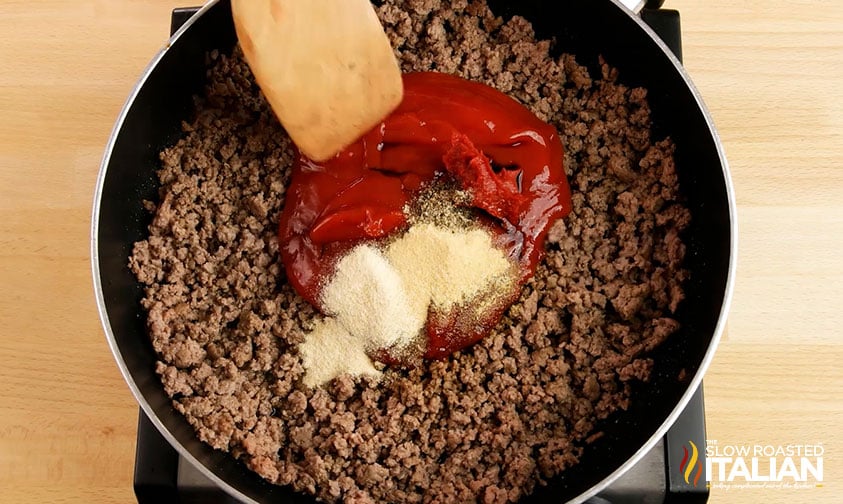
[299,318,382,388]
[321,245,424,350]
[386,223,513,310]
[299,223,514,387]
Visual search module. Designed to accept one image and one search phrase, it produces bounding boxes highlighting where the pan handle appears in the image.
[618,0,666,14]
[616,0,682,62]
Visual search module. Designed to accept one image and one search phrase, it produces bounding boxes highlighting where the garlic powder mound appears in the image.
[299,318,381,388]
[386,223,513,310]
[300,224,515,387]
[321,244,424,350]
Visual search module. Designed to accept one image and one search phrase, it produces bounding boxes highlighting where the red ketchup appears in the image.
[278,72,572,360]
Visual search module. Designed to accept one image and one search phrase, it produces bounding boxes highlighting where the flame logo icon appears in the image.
[679,440,703,487]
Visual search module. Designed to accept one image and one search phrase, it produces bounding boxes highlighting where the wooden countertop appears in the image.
[0,1,840,502]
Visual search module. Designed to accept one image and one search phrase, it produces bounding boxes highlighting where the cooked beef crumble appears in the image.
[129,0,690,502]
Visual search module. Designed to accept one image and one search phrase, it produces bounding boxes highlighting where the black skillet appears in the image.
[92,0,736,502]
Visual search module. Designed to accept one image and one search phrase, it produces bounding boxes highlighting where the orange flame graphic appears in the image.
[678,440,702,486]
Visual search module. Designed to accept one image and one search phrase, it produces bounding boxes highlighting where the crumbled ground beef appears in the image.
[129,0,689,502]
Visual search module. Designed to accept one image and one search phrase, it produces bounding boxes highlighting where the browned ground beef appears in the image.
[129,0,690,502]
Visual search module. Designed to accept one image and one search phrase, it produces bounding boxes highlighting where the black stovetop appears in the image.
[133,6,707,504]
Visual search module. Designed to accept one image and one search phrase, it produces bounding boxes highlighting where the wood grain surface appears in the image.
[0,1,840,503]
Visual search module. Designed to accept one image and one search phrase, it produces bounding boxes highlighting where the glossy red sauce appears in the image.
[278,72,572,359]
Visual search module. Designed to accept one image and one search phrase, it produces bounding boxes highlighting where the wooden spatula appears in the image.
[231,0,404,162]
